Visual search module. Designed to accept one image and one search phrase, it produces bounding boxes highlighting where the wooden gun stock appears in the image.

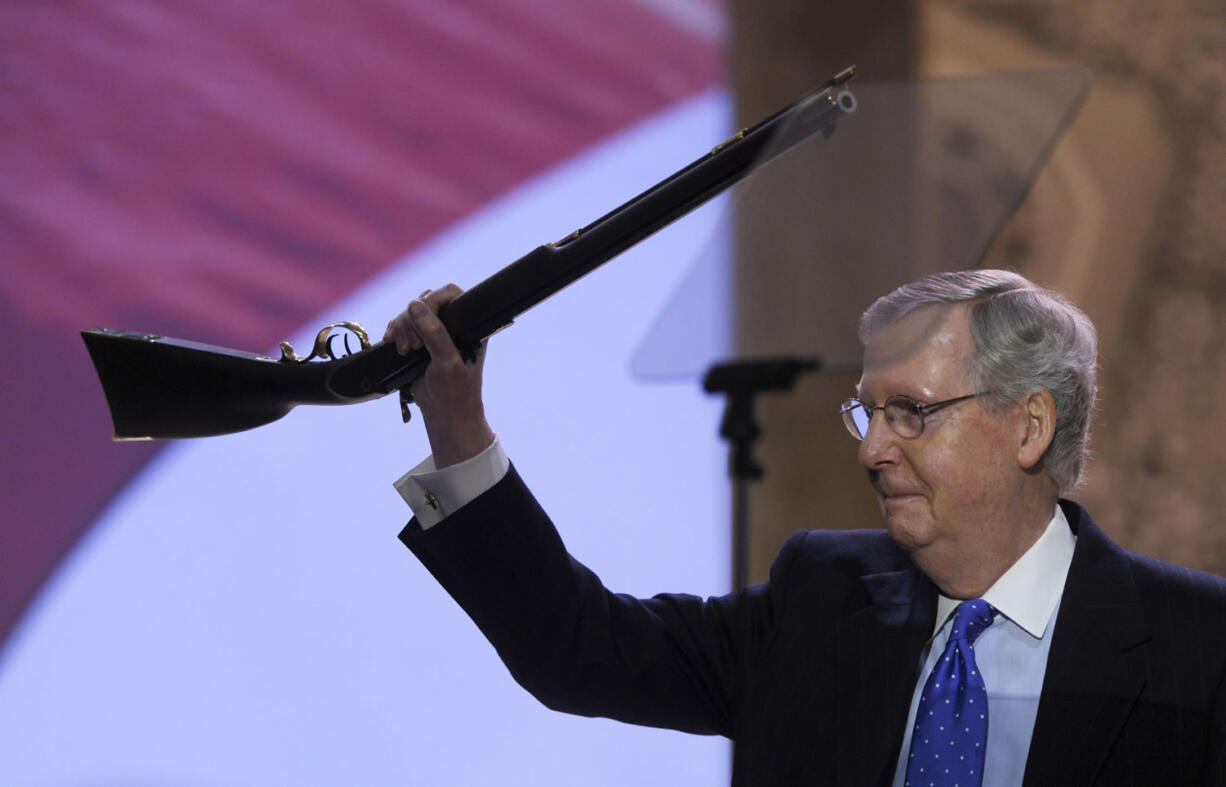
[83,67,857,440]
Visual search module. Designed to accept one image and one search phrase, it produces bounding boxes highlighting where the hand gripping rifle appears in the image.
[82,67,856,440]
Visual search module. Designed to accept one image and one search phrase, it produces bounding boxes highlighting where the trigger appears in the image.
[400,388,413,423]
[459,341,483,365]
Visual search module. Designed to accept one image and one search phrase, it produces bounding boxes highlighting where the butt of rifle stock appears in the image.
[83,329,326,439]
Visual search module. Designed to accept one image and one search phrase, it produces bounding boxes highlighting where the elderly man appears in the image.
[385,270,1226,785]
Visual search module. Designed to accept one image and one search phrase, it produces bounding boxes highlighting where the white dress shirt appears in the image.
[891,506,1076,786]
[394,437,508,529]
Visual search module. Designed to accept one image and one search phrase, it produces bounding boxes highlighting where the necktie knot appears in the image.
[950,598,996,645]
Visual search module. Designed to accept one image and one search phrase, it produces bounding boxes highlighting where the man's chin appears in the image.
[882,510,931,554]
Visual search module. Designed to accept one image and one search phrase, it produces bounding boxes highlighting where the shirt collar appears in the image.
[931,505,1075,640]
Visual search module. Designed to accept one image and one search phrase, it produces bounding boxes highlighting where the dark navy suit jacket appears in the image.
[401,465,1226,785]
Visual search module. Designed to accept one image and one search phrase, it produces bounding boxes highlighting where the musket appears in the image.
[83,67,857,440]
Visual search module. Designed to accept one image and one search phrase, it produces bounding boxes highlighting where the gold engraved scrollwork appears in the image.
[278,321,371,364]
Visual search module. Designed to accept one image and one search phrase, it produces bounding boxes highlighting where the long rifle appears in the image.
[83,67,857,440]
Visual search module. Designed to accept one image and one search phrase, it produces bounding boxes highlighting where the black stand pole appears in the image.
[703,357,820,591]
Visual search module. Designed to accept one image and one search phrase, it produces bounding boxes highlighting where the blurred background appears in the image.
[2,1,1223,783]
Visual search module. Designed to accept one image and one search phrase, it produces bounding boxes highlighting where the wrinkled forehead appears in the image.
[858,303,973,390]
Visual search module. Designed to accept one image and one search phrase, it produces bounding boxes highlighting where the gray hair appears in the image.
[859,269,1098,494]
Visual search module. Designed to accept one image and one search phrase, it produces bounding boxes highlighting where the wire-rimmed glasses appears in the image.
[839,393,985,440]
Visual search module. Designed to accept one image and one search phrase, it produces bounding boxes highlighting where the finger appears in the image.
[383,316,402,350]
[409,299,463,365]
[386,284,463,355]
[422,282,464,311]
[384,312,423,355]
[384,311,405,342]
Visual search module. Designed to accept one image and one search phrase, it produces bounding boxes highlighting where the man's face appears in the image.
[856,303,1027,587]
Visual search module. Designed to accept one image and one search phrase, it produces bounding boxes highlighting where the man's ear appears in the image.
[1018,390,1057,471]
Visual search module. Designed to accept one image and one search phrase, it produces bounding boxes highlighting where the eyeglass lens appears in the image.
[844,397,924,440]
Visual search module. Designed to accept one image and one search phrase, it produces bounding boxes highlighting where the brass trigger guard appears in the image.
[278,322,371,364]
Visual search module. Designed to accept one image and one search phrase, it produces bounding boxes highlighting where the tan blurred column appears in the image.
[923,1,1226,575]
[727,1,920,584]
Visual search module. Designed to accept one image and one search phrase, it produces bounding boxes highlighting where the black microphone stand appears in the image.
[703,357,820,591]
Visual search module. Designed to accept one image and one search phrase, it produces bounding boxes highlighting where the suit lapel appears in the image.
[1023,503,1151,786]
[834,566,935,785]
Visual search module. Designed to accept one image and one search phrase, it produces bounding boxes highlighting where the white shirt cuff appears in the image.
[393,436,509,529]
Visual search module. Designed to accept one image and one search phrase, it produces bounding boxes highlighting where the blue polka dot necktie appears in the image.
[904,598,998,787]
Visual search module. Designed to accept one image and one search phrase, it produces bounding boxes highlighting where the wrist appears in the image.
[427,416,495,469]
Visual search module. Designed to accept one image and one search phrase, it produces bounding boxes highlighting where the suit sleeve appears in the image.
[1204,588,1226,785]
[398,463,797,738]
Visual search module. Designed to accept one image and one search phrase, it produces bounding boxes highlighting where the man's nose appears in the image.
[857,409,899,468]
